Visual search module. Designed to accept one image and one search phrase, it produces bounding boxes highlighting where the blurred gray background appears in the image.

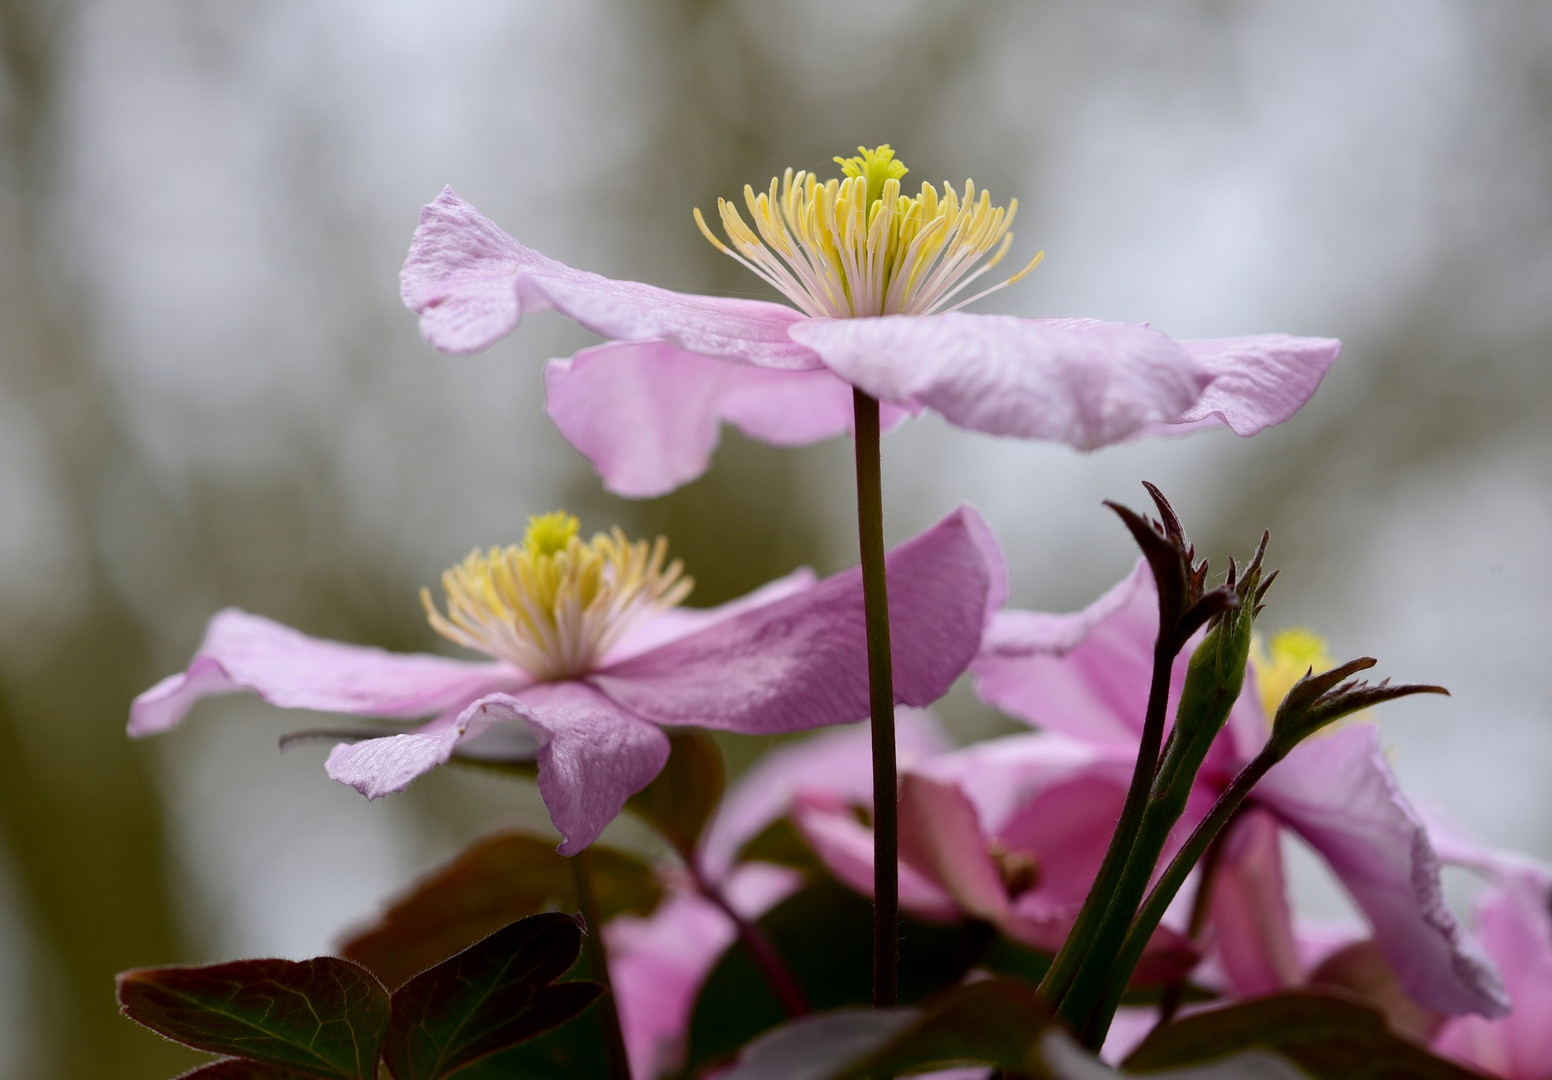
[2,1,1549,1076]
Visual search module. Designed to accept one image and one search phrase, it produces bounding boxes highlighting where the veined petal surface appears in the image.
[129,608,512,736]
[403,187,814,368]
[790,314,1212,448]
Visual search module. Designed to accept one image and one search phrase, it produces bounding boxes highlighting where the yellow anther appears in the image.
[1252,628,1336,719]
[695,145,1041,318]
[422,513,693,680]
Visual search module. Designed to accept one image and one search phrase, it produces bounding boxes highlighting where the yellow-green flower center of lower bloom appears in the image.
[422,511,693,680]
[694,144,1043,319]
[1252,627,1336,718]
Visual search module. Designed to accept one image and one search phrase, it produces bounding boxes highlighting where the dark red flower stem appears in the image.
[690,862,810,1018]
[570,850,631,1080]
[853,388,899,1009]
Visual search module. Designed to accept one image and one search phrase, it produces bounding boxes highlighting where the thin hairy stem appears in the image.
[853,388,899,1008]
[570,851,631,1080]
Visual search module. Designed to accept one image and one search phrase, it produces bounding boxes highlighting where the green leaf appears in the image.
[684,879,984,1073]
[718,979,1051,1080]
[175,1062,325,1079]
[340,830,660,989]
[1042,1030,1310,1079]
[624,729,725,857]
[117,956,388,1079]
[1122,991,1491,1079]
[382,912,602,1080]
[446,947,611,1080]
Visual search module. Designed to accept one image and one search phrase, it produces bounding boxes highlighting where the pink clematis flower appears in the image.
[791,729,1197,977]
[608,711,950,1080]
[970,562,1510,1019]
[129,507,1005,854]
[401,146,1341,497]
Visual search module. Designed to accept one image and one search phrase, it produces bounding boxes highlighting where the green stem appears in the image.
[1079,748,1280,1047]
[1038,640,1175,1007]
[1057,697,1227,1030]
[852,388,899,1009]
[1152,808,1237,1030]
[570,850,631,1080]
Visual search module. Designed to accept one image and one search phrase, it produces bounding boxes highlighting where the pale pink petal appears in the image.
[898,773,1010,924]
[609,862,800,1080]
[606,568,820,666]
[129,608,513,736]
[789,314,1212,449]
[1433,875,1552,1078]
[590,507,1002,734]
[1145,335,1341,438]
[971,562,1157,748]
[468,684,672,856]
[324,700,490,799]
[917,730,1134,831]
[1207,811,1304,997]
[790,794,961,921]
[997,771,1132,913]
[1256,724,1509,1017]
[698,710,951,882]
[543,341,862,498]
[402,187,814,367]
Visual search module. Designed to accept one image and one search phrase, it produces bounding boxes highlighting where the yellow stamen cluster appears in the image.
[694,144,1043,319]
[1252,627,1335,718]
[422,511,693,680]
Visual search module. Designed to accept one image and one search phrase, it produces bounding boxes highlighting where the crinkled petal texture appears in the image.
[589,505,1005,734]
[128,607,514,736]
[789,315,1214,448]
[1433,874,1552,1077]
[1142,335,1341,438]
[402,187,814,367]
[1254,725,1509,1018]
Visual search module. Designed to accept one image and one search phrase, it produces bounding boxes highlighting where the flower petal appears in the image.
[590,506,1003,734]
[789,314,1212,448]
[129,608,511,736]
[790,793,961,921]
[465,684,672,856]
[1208,811,1305,997]
[898,773,1010,925]
[402,187,815,367]
[1256,724,1509,1017]
[607,568,820,666]
[698,711,950,882]
[1433,874,1552,1077]
[324,702,487,799]
[971,562,1157,748]
[1147,334,1341,438]
[609,862,801,1080]
[543,341,865,498]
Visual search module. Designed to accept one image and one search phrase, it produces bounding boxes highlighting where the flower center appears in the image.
[422,511,693,680]
[694,144,1043,319]
[1252,627,1335,718]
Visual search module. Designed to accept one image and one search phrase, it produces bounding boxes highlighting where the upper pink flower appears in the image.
[129,506,1005,854]
[971,562,1509,1020]
[400,146,1341,497]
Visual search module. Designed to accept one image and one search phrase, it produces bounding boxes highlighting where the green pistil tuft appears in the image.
[835,144,909,207]
[524,511,580,558]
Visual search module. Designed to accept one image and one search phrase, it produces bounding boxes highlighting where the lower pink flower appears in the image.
[129,507,1005,854]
